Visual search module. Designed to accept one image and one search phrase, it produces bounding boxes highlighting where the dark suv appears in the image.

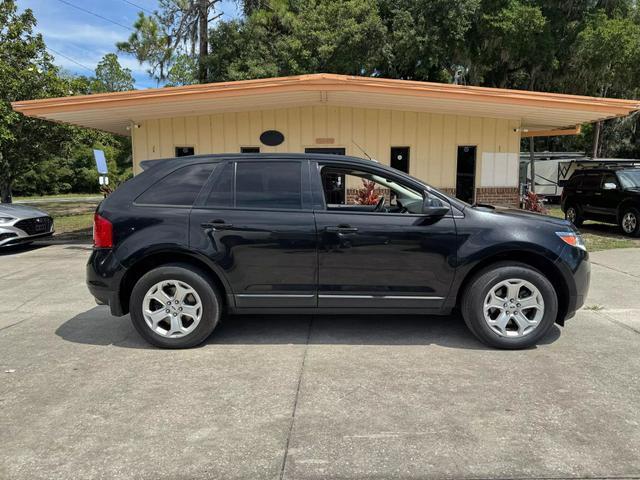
[87,154,590,349]
[562,167,640,236]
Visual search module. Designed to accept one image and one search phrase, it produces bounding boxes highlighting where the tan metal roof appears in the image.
[12,73,640,136]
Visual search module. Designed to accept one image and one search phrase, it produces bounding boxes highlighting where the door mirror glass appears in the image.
[603,182,617,190]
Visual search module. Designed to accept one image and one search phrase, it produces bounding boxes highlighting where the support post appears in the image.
[529,137,535,193]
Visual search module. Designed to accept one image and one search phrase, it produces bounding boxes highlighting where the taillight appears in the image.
[93,213,113,248]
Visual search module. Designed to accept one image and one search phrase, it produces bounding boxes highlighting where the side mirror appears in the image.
[422,193,450,217]
[603,182,617,190]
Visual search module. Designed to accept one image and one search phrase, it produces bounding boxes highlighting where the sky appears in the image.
[18,0,240,89]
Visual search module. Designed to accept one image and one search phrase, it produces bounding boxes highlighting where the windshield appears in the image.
[617,170,640,188]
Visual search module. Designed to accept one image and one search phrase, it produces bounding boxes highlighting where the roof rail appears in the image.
[575,160,640,170]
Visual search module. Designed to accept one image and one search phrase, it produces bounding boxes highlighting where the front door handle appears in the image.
[201,220,233,231]
[325,225,358,233]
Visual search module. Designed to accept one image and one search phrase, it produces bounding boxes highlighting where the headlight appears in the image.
[0,217,15,224]
[556,231,586,251]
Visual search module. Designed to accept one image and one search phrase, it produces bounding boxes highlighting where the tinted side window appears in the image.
[582,174,602,190]
[204,162,233,207]
[567,175,582,188]
[137,163,214,206]
[236,161,302,209]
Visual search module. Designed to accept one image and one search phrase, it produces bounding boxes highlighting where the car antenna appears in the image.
[352,140,377,162]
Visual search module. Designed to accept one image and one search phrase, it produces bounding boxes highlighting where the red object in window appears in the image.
[93,213,113,248]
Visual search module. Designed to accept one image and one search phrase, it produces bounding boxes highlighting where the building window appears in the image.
[175,146,195,157]
[241,147,260,153]
[391,147,410,173]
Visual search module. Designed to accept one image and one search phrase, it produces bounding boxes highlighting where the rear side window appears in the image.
[582,174,602,190]
[236,161,302,209]
[137,163,214,206]
[567,175,582,188]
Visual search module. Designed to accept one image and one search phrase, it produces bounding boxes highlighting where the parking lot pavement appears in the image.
[1,244,639,480]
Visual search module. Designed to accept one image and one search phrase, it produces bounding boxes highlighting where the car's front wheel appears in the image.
[461,262,558,349]
[620,207,640,236]
[129,263,221,348]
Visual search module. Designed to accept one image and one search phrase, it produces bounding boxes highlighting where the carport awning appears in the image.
[11,73,640,136]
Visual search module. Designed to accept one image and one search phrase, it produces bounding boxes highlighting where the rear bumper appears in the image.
[86,248,126,316]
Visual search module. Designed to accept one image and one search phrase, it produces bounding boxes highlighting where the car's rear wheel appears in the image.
[620,207,640,236]
[565,204,583,227]
[461,262,558,349]
[129,263,221,348]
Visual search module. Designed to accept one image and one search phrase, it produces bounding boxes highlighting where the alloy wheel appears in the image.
[483,278,545,337]
[566,207,577,224]
[622,212,637,234]
[142,280,203,338]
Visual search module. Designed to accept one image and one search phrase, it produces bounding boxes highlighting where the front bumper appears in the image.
[556,246,591,323]
[0,219,54,247]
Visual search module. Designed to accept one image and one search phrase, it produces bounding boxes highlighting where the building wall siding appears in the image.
[132,105,521,197]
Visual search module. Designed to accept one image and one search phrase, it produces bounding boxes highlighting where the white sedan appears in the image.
[0,204,54,247]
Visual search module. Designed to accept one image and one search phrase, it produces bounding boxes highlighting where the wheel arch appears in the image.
[119,250,231,315]
[455,250,570,325]
[616,199,640,223]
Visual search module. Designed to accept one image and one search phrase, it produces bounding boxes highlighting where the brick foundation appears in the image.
[474,187,519,207]
[343,186,520,208]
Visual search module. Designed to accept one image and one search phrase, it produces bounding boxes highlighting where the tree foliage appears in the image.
[117,0,222,84]
[0,1,133,202]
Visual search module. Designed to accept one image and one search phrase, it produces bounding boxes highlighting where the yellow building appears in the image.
[12,73,640,205]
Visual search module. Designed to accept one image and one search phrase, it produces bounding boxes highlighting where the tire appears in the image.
[565,204,583,227]
[619,207,640,237]
[129,263,222,348]
[461,262,558,349]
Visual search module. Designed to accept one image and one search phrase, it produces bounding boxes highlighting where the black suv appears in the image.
[562,167,640,236]
[87,154,590,349]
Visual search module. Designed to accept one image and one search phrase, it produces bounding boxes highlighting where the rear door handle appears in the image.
[325,225,358,233]
[201,220,233,230]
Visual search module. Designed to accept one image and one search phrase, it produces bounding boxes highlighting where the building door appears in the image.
[305,148,346,204]
[456,146,476,204]
[391,147,409,173]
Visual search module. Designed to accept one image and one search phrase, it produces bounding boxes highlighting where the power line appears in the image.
[46,46,95,73]
[53,0,134,31]
[120,0,155,15]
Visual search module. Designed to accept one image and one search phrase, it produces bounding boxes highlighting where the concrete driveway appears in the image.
[1,244,639,480]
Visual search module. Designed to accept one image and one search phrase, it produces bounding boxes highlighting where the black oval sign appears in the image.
[260,130,285,146]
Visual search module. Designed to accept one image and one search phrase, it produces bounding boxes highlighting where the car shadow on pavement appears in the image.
[0,243,48,256]
[55,306,561,351]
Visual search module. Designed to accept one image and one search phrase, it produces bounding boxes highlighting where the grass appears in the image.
[14,197,102,239]
[54,213,94,236]
[546,205,639,252]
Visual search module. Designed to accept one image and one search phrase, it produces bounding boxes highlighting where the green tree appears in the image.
[464,0,549,89]
[93,53,135,92]
[570,11,640,157]
[118,0,222,84]
[206,0,385,81]
[377,0,480,82]
[0,0,70,203]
